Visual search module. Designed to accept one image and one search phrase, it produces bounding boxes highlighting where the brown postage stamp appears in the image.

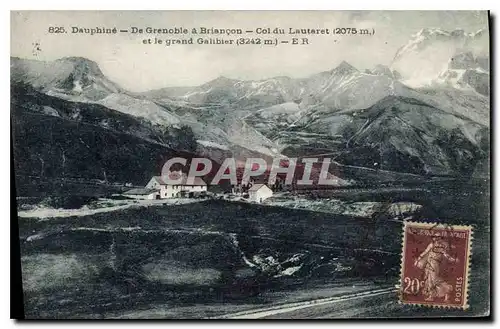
[399,222,473,309]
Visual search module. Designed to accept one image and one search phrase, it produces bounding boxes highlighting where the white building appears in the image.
[248,184,273,203]
[145,173,207,199]
[122,188,160,200]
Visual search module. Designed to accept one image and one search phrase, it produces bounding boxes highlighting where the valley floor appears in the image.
[105,279,394,319]
[16,182,490,319]
[17,198,202,219]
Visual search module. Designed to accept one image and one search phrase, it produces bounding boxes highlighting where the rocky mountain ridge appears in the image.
[10,27,490,183]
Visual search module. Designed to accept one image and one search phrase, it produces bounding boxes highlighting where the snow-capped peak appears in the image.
[393,28,470,64]
[370,64,393,77]
[202,76,240,88]
[331,61,358,75]
[391,27,489,88]
[56,56,105,77]
[413,27,455,38]
[433,51,490,96]
[11,56,123,101]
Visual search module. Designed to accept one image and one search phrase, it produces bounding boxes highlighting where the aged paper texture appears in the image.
[11,11,490,319]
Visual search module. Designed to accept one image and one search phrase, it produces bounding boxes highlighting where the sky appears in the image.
[11,11,489,92]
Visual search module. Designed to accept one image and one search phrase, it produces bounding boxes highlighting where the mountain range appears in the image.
[10,28,490,193]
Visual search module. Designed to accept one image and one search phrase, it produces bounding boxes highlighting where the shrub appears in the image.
[39,195,98,209]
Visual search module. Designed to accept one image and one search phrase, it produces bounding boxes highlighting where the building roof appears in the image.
[151,175,207,186]
[123,188,159,195]
[248,184,271,192]
[182,176,207,186]
[151,176,167,185]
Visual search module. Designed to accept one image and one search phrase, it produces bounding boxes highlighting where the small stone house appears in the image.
[248,184,273,203]
[145,173,207,199]
[122,188,160,200]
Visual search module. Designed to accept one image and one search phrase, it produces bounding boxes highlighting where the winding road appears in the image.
[213,287,397,319]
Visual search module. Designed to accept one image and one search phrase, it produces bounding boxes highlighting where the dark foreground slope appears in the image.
[19,200,402,318]
[18,184,490,319]
[11,83,207,196]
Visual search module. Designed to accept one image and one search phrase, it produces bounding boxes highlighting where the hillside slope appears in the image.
[280,96,489,177]
[11,83,205,196]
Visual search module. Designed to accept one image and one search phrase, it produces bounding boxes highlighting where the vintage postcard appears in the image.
[10,11,490,319]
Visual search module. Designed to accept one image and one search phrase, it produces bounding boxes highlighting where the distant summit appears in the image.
[11,56,123,101]
[435,51,490,96]
[391,28,488,87]
[331,61,358,75]
[56,56,106,77]
[202,75,240,88]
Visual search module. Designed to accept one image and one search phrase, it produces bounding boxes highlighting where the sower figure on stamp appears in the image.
[414,233,459,302]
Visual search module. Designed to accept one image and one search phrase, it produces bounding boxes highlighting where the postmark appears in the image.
[399,222,472,309]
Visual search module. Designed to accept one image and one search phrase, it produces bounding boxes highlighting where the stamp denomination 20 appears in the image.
[400,222,472,309]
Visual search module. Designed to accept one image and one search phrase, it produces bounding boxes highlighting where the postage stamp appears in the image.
[399,222,473,309]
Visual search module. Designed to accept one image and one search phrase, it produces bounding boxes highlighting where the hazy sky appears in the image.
[11,11,488,92]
